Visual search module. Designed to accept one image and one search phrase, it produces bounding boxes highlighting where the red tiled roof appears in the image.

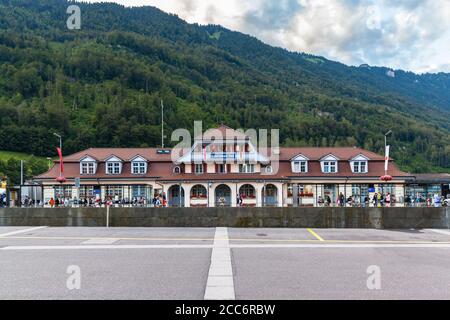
[36,154,409,180]
[62,148,173,162]
[276,147,386,161]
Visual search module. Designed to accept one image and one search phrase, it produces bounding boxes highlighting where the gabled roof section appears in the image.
[130,155,148,162]
[79,155,98,162]
[350,153,370,161]
[276,147,385,161]
[62,148,173,162]
[104,155,124,162]
[320,153,340,161]
[291,154,310,161]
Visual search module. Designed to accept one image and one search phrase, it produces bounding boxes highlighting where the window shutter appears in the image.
[227,164,231,173]
[215,164,218,173]
[203,163,207,173]
[191,164,195,173]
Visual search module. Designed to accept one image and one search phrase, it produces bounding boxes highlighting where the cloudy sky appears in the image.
[85,0,450,73]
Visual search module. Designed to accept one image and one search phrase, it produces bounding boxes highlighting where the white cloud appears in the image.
[84,0,450,73]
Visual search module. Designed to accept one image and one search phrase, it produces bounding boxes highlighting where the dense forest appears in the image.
[0,0,449,184]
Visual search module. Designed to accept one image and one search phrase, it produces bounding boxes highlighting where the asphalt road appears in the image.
[1,226,450,300]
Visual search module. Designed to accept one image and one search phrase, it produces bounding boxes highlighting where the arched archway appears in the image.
[215,184,231,207]
[239,184,256,199]
[190,184,208,207]
[263,184,278,206]
[190,185,207,198]
[168,185,185,207]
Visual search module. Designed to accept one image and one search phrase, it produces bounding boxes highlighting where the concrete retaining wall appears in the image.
[1,207,450,229]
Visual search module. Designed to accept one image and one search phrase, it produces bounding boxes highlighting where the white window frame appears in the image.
[293,161,308,173]
[173,166,181,174]
[106,162,122,175]
[239,163,255,173]
[265,165,273,174]
[132,161,147,174]
[323,161,337,173]
[353,161,365,173]
[81,162,96,175]
[352,161,368,173]
[291,155,309,173]
[217,164,227,173]
[195,164,204,174]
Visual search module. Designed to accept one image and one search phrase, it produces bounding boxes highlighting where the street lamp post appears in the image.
[53,132,62,152]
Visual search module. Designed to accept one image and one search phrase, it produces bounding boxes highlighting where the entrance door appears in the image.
[215,184,231,207]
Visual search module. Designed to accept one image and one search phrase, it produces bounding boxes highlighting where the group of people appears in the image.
[151,193,167,207]
[315,192,450,207]
[48,197,72,207]
[20,196,41,207]
[317,192,396,207]
[405,194,449,207]
[47,194,168,208]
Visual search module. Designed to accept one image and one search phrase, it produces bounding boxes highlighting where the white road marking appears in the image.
[425,229,450,236]
[0,244,213,250]
[230,244,450,248]
[204,227,235,300]
[0,226,47,238]
[82,239,118,245]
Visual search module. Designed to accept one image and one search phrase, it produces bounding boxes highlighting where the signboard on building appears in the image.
[209,152,237,160]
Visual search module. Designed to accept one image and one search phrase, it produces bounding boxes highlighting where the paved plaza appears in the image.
[1,226,450,299]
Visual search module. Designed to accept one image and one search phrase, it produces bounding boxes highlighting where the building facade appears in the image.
[35,125,412,207]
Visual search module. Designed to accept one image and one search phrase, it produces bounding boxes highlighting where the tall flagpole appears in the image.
[161,99,164,149]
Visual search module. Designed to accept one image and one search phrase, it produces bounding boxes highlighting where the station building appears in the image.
[34,125,412,207]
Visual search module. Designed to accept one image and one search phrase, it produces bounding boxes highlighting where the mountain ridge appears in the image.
[0,0,449,174]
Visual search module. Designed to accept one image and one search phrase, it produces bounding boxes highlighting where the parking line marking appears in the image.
[3,243,450,251]
[204,227,235,300]
[307,228,324,241]
[0,244,213,250]
[5,235,450,245]
[230,243,450,248]
[0,226,47,238]
[82,239,118,245]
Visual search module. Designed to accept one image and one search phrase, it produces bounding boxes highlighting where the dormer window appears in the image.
[132,162,147,174]
[105,156,123,175]
[81,162,95,174]
[107,162,121,174]
[173,166,181,174]
[293,161,307,173]
[320,154,339,173]
[131,156,148,175]
[353,161,367,173]
[323,161,337,173]
[291,154,309,173]
[350,154,369,173]
[80,156,97,175]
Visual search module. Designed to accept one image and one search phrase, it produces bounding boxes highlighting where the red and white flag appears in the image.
[384,145,390,172]
[56,147,64,174]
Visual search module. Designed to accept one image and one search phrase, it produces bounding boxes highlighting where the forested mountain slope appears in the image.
[0,0,449,174]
